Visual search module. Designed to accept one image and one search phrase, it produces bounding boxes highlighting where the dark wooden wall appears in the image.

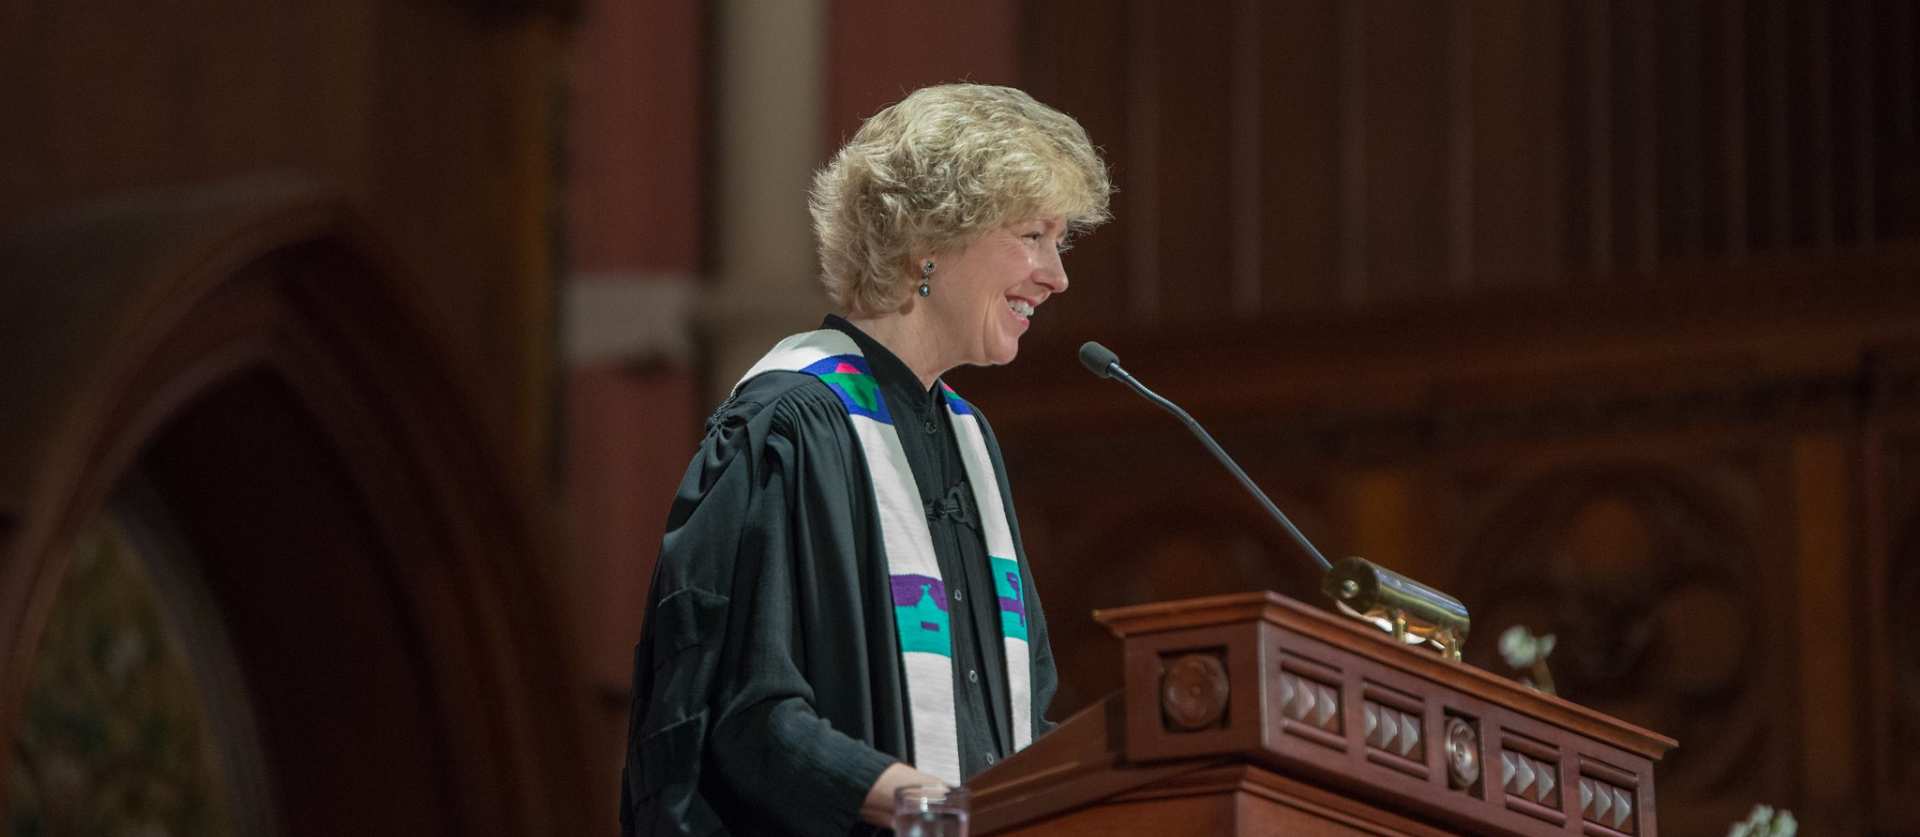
[0,0,568,487]
[1014,0,1918,327]
[0,187,596,835]
[944,2,1920,835]
[0,1,592,833]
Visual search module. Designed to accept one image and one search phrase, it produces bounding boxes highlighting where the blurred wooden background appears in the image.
[961,268,1920,837]
[2,1,1916,835]
[959,3,1920,835]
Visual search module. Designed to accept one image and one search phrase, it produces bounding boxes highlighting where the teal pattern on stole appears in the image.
[990,556,1028,641]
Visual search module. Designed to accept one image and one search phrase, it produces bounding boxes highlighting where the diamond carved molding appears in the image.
[1499,750,1560,808]
[1361,700,1422,760]
[1275,669,1340,733]
[1577,775,1637,833]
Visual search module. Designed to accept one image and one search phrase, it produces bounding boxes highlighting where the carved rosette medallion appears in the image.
[1160,653,1230,731]
[1444,717,1481,790]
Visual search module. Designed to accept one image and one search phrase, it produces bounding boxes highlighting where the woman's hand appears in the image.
[859,762,949,827]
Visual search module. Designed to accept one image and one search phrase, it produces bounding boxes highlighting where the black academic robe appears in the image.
[619,364,1058,837]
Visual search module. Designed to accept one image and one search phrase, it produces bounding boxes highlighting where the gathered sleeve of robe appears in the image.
[620,372,1058,837]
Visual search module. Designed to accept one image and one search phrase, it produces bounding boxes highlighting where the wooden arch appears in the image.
[0,178,590,835]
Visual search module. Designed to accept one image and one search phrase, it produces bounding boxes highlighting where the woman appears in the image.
[621,83,1112,836]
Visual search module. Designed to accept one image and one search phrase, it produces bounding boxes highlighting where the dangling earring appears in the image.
[918,259,934,297]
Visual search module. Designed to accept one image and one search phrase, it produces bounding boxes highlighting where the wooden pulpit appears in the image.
[969,592,1676,836]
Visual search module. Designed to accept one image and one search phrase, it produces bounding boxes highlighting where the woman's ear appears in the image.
[907,246,936,274]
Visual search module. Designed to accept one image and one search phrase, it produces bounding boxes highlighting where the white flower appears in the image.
[1498,625,1555,668]
[1727,803,1797,837]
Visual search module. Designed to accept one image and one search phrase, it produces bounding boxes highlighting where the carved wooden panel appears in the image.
[1080,594,1673,837]
[1446,457,1791,836]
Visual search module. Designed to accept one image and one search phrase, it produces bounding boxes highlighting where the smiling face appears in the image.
[921,216,1072,371]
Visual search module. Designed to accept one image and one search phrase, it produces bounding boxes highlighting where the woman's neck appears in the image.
[843,310,948,391]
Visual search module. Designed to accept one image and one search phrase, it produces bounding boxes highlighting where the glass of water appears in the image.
[892,784,969,837]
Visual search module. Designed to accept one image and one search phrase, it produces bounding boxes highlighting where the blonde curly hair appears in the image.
[809,84,1113,316]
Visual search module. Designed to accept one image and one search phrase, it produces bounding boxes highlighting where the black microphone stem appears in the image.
[1108,366,1333,573]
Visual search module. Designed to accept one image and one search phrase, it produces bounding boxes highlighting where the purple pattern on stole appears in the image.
[998,600,1024,622]
[998,571,1024,621]
[890,573,948,632]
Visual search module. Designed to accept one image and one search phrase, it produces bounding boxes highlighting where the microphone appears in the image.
[1077,341,1331,572]
[1077,341,1121,379]
[1077,340,1473,660]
